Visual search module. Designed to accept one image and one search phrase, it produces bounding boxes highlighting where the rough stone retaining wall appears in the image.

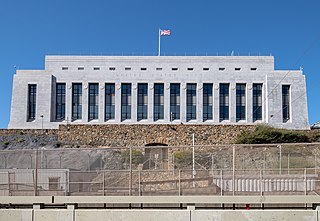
[57,124,255,147]
[0,124,255,149]
[0,129,58,150]
[0,129,57,135]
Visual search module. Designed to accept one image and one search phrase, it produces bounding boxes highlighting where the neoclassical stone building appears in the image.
[9,55,309,129]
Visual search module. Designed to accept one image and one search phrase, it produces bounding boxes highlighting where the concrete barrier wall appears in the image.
[0,209,32,221]
[34,210,74,221]
[192,210,317,221]
[76,210,190,221]
[0,209,319,221]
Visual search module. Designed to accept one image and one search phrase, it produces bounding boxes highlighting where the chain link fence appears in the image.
[0,143,319,196]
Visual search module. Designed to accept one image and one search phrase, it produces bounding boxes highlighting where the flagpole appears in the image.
[158,28,161,56]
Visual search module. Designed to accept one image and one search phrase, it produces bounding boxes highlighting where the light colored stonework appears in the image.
[8,56,309,130]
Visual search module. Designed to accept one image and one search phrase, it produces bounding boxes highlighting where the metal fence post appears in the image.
[129,146,132,196]
[263,152,266,171]
[172,154,175,177]
[315,154,317,175]
[192,133,195,188]
[100,155,103,170]
[211,154,214,177]
[260,169,263,197]
[29,154,33,169]
[59,154,63,169]
[87,154,91,171]
[220,169,223,196]
[34,149,38,196]
[260,169,263,208]
[232,145,235,196]
[65,171,68,196]
[7,172,10,196]
[138,170,141,196]
[102,171,105,196]
[287,153,290,175]
[279,145,282,175]
[304,168,307,196]
[178,170,181,196]
[4,155,8,169]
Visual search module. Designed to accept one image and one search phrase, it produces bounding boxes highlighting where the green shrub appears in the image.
[173,150,192,166]
[3,141,9,146]
[17,138,25,143]
[235,125,309,144]
[121,149,144,165]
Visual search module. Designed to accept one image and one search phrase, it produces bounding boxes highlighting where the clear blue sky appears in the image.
[0,0,319,128]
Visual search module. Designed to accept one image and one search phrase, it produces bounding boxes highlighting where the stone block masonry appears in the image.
[9,56,309,130]
[57,124,255,147]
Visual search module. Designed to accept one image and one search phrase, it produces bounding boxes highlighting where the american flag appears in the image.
[160,29,171,36]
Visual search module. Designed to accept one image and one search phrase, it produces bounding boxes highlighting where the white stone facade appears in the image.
[8,56,309,130]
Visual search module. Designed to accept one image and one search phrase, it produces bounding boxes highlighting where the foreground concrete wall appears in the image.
[34,210,73,221]
[192,210,316,221]
[1,209,318,221]
[0,209,32,221]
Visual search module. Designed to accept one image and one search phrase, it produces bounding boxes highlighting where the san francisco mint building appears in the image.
[9,55,309,130]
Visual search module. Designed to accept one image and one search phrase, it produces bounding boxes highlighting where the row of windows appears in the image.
[61,66,258,71]
[27,83,290,123]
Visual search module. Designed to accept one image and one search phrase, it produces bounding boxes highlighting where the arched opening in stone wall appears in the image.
[144,143,168,170]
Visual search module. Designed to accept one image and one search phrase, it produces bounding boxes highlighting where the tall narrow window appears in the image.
[88,83,99,120]
[154,83,164,121]
[186,83,197,121]
[219,83,229,121]
[236,84,246,121]
[137,83,148,121]
[56,83,66,120]
[203,83,213,121]
[282,85,290,123]
[253,84,262,121]
[170,83,180,120]
[121,83,131,121]
[105,83,115,120]
[72,83,82,120]
[27,84,37,121]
